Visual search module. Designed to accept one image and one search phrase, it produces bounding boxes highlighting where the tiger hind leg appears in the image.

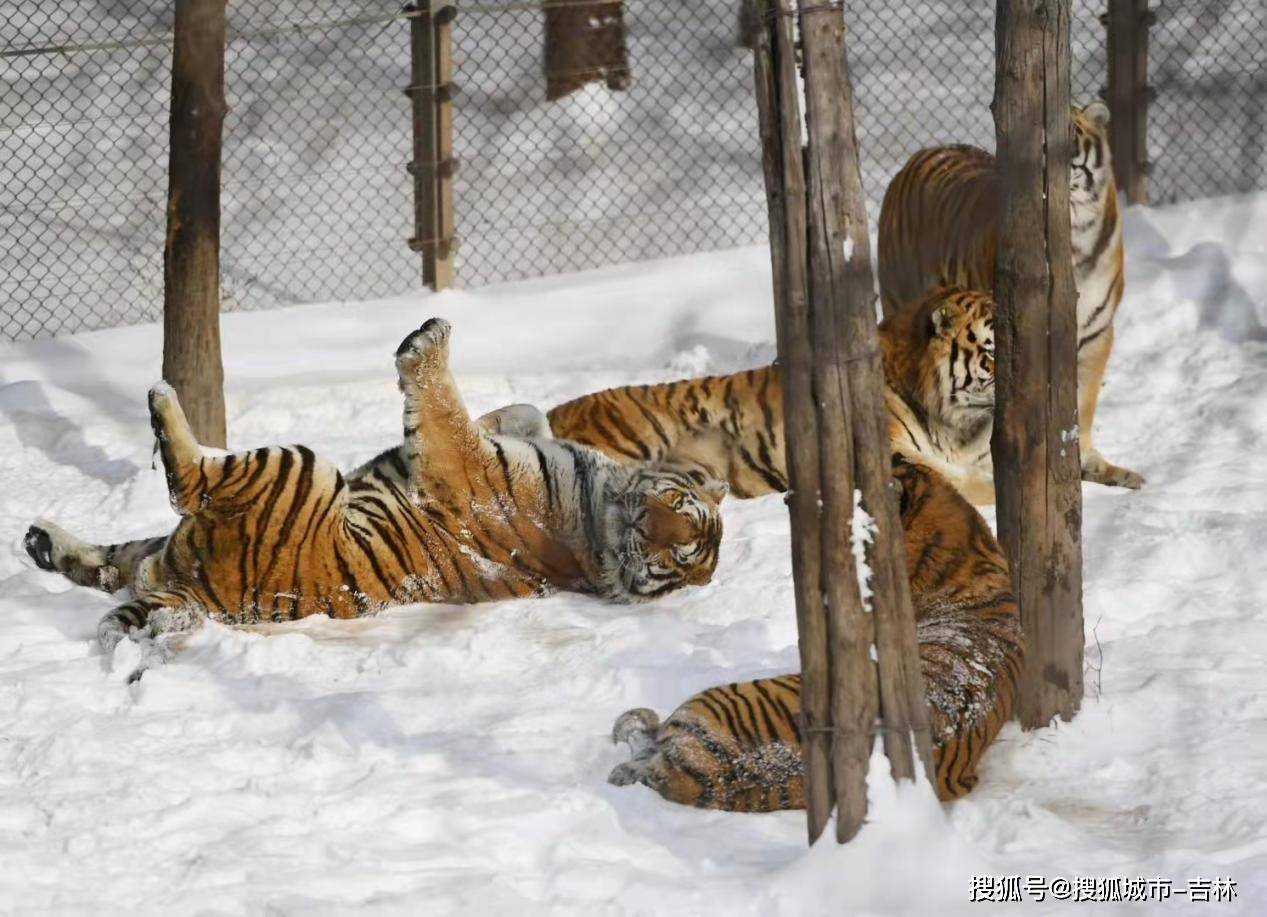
[24,520,166,593]
[607,707,661,786]
[98,590,206,681]
[148,383,215,515]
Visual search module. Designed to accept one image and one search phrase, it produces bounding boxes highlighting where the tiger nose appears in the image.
[643,498,692,543]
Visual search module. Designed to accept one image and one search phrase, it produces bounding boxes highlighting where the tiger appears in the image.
[23,318,726,671]
[534,287,998,505]
[606,456,1024,811]
[877,99,1143,492]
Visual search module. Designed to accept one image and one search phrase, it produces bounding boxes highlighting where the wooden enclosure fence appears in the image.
[752,0,932,846]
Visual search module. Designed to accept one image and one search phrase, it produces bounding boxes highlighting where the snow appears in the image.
[2,192,1266,913]
[850,488,877,613]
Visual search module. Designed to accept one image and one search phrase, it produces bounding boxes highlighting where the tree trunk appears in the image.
[1105,0,1150,203]
[543,0,631,102]
[991,0,1085,727]
[163,0,227,448]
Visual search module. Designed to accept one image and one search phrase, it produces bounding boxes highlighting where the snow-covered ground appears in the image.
[1,193,1265,914]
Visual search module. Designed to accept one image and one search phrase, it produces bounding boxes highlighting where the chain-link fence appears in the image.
[2,1,1264,341]
[1148,0,1266,204]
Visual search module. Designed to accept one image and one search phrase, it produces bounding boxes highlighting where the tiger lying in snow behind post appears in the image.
[607,457,1024,811]
[877,100,1142,492]
[24,318,726,670]
[537,287,1000,505]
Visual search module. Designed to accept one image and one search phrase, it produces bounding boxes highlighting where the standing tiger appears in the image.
[539,287,998,504]
[877,100,1142,491]
[23,319,725,669]
[607,457,1024,810]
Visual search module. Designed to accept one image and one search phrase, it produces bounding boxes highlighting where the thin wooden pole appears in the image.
[752,0,833,846]
[755,0,934,845]
[163,0,227,449]
[406,1,439,288]
[433,3,456,288]
[1105,0,1151,203]
[991,0,1085,728]
[798,1,932,843]
[818,7,935,791]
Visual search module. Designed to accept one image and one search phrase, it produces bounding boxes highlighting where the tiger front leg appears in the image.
[1076,329,1145,491]
[394,318,489,501]
[24,520,166,593]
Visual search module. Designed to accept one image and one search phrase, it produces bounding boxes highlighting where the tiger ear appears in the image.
[1081,100,1110,128]
[701,478,729,504]
[930,303,956,338]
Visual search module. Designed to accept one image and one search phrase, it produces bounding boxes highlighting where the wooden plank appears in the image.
[991,0,1085,728]
[162,0,227,448]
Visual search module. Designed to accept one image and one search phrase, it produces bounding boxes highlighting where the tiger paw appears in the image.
[607,759,651,788]
[394,317,452,383]
[23,524,55,571]
[1081,452,1145,490]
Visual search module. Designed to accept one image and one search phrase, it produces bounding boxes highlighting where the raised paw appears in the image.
[23,524,55,571]
[394,317,452,380]
[608,759,651,788]
[1082,452,1145,490]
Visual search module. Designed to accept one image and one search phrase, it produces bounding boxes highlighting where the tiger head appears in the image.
[603,466,726,600]
[914,288,996,430]
[1071,101,1114,205]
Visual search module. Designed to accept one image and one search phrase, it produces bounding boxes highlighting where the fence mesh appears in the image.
[1,0,1263,341]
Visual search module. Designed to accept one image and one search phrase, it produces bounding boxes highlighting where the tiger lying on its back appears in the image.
[24,319,725,668]
[607,457,1024,810]
[538,288,998,504]
[878,100,1142,491]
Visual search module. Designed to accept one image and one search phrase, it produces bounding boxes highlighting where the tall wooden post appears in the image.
[754,0,932,846]
[1104,0,1151,203]
[163,0,227,448]
[752,0,832,844]
[406,2,456,290]
[991,0,1085,728]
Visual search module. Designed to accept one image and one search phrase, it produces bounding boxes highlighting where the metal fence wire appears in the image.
[2,0,1264,341]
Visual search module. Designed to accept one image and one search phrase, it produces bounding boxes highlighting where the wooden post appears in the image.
[163,0,227,449]
[433,4,456,289]
[752,1,833,845]
[1104,0,1151,203]
[542,0,631,101]
[405,2,455,290]
[991,0,1085,728]
[754,0,933,845]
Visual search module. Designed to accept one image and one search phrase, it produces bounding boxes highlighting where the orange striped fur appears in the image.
[877,101,1142,490]
[541,288,998,504]
[25,319,726,671]
[608,458,1023,811]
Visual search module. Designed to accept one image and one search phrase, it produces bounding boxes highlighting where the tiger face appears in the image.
[605,468,726,600]
[925,290,996,421]
[1071,101,1113,206]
